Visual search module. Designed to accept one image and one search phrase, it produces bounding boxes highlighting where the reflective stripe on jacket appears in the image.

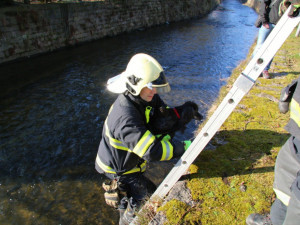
[290,98,300,128]
[285,76,300,140]
[95,93,183,176]
[96,154,146,175]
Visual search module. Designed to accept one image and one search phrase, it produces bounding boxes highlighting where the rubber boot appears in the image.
[119,198,136,225]
[118,197,128,225]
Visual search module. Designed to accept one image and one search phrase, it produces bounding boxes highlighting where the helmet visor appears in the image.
[151,71,171,94]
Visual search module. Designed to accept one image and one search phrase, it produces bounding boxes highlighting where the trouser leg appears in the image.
[119,173,156,205]
[118,173,157,225]
[270,198,287,225]
[284,190,300,225]
[252,23,275,71]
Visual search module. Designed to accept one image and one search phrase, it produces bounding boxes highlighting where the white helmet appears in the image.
[107,53,171,96]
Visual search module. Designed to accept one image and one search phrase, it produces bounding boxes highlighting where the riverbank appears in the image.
[140,10,300,225]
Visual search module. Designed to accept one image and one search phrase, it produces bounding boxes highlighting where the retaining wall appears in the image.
[0,0,221,64]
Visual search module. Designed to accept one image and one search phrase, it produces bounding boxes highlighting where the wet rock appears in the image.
[239,183,247,192]
[150,181,196,224]
[165,181,196,206]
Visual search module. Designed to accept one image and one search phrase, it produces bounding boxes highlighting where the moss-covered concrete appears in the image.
[153,18,300,225]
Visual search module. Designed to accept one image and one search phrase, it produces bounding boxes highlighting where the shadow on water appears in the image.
[0,0,258,224]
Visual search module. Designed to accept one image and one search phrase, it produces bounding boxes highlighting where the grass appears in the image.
[151,27,300,225]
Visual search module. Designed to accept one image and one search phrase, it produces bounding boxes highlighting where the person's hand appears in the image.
[263,23,269,29]
[183,140,192,151]
[288,4,300,17]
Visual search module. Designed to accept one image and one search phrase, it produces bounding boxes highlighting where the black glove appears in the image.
[278,79,297,113]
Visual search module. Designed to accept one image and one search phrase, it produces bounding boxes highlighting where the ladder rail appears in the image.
[152,7,300,200]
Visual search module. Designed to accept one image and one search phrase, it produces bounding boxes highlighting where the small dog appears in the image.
[149,101,203,136]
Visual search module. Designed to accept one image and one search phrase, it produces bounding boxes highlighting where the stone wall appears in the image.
[0,0,221,64]
[245,0,260,12]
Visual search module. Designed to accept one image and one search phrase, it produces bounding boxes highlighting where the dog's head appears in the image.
[175,101,203,124]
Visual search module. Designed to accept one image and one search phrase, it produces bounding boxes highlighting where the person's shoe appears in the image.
[246,213,272,225]
[118,208,126,225]
[262,70,271,79]
[119,198,136,225]
[118,197,128,225]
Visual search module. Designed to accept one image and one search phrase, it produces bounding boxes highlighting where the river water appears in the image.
[0,0,257,224]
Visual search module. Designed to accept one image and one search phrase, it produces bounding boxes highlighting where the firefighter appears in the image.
[246,75,300,225]
[95,53,191,224]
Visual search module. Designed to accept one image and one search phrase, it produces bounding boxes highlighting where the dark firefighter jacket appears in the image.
[273,76,300,224]
[95,93,185,177]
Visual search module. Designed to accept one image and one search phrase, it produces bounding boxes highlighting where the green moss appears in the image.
[156,28,299,225]
[158,199,190,224]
